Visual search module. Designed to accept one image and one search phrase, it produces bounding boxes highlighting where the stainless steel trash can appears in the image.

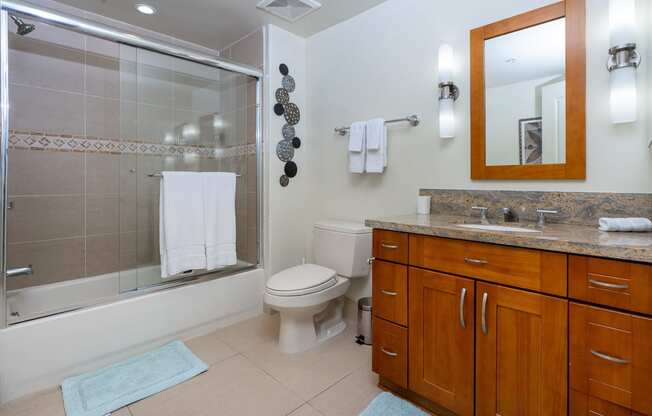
[356,297,372,345]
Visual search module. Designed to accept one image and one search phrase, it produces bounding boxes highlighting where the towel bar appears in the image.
[148,173,242,178]
[334,114,420,136]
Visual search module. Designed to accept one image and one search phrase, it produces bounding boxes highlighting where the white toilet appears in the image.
[264,220,372,354]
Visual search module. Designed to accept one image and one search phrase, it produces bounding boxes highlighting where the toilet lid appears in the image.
[266,264,337,297]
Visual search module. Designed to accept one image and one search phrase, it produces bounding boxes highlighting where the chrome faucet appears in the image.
[501,207,518,223]
[536,209,559,227]
[471,206,490,224]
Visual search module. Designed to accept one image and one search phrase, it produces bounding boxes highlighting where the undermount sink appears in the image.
[455,224,542,233]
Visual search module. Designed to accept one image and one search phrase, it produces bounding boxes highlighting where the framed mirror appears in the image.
[470,1,585,180]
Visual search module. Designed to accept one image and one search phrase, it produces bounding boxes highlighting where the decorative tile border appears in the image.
[8,131,256,159]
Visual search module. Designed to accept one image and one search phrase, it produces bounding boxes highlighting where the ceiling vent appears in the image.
[257,0,322,22]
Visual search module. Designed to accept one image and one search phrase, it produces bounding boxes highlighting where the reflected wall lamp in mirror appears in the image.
[470,0,586,180]
[608,0,640,124]
[438,44,459,138]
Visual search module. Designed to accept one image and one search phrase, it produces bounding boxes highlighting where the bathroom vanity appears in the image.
[366,214,652,416]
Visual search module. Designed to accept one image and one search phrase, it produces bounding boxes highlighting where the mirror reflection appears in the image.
[485,18,566,166]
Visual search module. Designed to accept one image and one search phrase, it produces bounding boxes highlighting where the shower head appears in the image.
[10,15,36,36]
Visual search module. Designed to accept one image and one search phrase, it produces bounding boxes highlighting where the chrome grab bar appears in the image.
[588,279,630,290]
[464,257,488,265]
[380,242,399,250]
[481,292,489,335]
[459,287,467,329]
[380,347,398,357]
[590,349,631,365]
[381,290,398,297]
[6,265,33,278]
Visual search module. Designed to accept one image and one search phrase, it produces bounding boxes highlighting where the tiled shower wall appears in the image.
[6,19,263,291]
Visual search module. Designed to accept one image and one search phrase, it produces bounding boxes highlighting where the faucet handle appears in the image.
[536,209,559,227]
[471,206,489,224]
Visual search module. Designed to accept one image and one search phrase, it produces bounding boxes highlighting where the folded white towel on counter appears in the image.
[160,172,207,278]
[202,172,237,269]
[598,217,652,232]
[349,121,366,173]
[365,118,387,173]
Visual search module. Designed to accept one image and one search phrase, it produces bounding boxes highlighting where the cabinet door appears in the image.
[476,282,568,416]
[372,260,408,326]
[408,268,474,416]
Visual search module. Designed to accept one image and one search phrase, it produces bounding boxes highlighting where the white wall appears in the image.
[0,269,265,403]
[305,0,651,300]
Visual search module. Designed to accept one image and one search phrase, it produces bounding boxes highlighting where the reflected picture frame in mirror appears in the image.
[470,0,586,180]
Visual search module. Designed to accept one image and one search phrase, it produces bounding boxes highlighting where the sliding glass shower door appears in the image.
[2,14,260,324]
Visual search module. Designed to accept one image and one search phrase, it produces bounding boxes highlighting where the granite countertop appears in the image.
[365,214,652,264]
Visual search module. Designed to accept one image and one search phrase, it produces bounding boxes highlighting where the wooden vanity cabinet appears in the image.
[475,282,568,416]
[408,268,475,416]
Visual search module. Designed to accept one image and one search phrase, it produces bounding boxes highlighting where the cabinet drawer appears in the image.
[372,317,408,389]
[409,234,567,296]
[373,230,409,264]
[570,255,652,315]
[571,389,645,416]
[570,303,652,415]
[372,260,408,326]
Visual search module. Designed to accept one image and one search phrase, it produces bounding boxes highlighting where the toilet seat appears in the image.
[266,264,337,297]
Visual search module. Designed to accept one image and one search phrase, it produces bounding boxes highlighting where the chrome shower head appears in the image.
[10,15,36,36]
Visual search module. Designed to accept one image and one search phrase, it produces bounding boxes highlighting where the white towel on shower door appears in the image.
[159,172,207,278]
[202,172,237,269]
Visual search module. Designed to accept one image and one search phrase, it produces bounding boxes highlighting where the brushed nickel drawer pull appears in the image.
[588,279,630,290]
[367,257,376,265]
[459,287,467,329]
[481,292,489,335]
[464,257,488,265]
[381,290,398,296]
[590,349,631,365]
[380,347,398,357]
[380,242,399,250]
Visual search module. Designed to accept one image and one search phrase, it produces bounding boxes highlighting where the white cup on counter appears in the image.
[417,196,431,215]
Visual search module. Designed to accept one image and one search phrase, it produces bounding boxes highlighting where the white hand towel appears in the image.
[160,172,207,278]
[598,217,652,232]
[366,118,386,173]
[203,172,237,269]
[349,122,366,173]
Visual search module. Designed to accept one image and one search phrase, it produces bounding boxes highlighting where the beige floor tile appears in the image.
[214,313,279,352]
[241,323,372,401]
[309,360,381,416]
[0,388,64,416]
[184,331,238,366]
[289,404,324,416]
[111,408,133,416]
[129,354,304,416]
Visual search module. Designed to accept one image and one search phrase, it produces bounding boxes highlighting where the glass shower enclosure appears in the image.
[0,1,263,326]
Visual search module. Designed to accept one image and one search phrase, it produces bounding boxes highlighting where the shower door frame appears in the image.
[0,0,265,328]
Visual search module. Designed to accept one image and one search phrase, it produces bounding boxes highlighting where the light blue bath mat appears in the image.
[61,341,208,416]
[360,392,430,416]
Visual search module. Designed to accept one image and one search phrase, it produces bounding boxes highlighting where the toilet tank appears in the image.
[313,220,372,278]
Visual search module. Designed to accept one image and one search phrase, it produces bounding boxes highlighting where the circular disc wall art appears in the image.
[276,139,295,162]
[292,137,301,149]
[275,88,289,104]
[282,124,295,140]
[283,103,300,125]
[273,103,285,116]
[284,161,298,178]
[279,175,289,187]
[279,63,289,76]
[282,75,296,92]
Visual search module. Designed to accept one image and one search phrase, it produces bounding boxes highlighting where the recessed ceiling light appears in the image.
[135,3,157,15]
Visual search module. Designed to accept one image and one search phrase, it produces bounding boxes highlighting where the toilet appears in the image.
[264,220,372,354]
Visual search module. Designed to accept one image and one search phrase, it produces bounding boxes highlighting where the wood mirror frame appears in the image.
[470,0,586,180]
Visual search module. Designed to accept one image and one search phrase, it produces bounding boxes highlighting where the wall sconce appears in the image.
[438,44,459,138]
[608,0,640,124]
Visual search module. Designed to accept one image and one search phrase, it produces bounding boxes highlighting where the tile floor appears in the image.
[0,313,380,416]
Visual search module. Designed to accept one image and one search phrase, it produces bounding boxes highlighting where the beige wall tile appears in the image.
[85,53,120,99]
[119,100,138,140]
[120,193,138,233]
[138,62,174,106]
[7,237,84,290]
[9,85,84,135]
[86,234,120,277]
[137,104,174,144]
[8,149,83,196]
[86,153,119,194]
[86,36,119,59]
[7,196,83,243]
[119,231,138,271]
[119,154,138,194]
[86,194,119,235]
[86,96,120,139]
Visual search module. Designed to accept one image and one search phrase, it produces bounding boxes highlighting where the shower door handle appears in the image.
[6,265,33,278]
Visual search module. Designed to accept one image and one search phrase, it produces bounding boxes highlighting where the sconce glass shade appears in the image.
[609,0,636,46]
[610,65,637,124]
[439,97,455,138]
[438,44,454,83]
